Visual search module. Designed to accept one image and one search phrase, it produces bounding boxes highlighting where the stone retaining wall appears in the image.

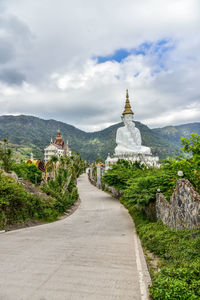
[89,165,200,230]
[156,179,200,230]
[104,184,121,199]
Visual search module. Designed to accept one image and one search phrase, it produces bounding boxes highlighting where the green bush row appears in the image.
[123,203,200,299]
[103,156,200,208]
[0,172,58,228]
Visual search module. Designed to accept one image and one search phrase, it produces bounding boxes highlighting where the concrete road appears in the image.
[0,174,151,300]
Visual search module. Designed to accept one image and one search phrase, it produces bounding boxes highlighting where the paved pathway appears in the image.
[0,174,151,300]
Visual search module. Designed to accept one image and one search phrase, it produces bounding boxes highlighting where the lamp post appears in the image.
[177,170,184,178]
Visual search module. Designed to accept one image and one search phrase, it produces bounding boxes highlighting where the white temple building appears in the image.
[44,130,71,163]
[105,90,159,169]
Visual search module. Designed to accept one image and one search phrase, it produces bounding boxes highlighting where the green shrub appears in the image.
[122,202,200,299]
[12,162,42,184]
[0,172,57,228]
[103,156,200,208]
[103,160,146,190]
[150,274,199,300]
[162,157,200,194]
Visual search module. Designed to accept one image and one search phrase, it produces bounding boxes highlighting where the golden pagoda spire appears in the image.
[122,89,134,115]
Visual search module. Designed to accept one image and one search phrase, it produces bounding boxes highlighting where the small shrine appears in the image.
[105,90,159,169]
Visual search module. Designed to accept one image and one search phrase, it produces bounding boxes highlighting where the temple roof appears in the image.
[55,129,64,147]
[45,130,70,152]
[122,89,134,115]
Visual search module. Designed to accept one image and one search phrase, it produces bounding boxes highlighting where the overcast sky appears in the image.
[0,0,199,131]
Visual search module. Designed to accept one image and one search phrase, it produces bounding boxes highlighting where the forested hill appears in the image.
[0,115,199,161]
[152,123,200,146]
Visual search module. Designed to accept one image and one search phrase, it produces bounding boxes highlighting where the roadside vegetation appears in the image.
[102,133,200,299]
[41,154,86,214]
[0,173,57,228]
[0,139,86,230]
[126,207,200,299]
[13,162,43,184]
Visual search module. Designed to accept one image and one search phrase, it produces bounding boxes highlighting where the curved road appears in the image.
[0,174,151,300]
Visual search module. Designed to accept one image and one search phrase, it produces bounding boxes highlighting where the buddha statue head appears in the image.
[122,114,134,125]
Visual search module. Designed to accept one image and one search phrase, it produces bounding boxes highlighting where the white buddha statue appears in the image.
[115,90,151,156]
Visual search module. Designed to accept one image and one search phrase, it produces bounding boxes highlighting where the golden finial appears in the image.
[122,89,134,115]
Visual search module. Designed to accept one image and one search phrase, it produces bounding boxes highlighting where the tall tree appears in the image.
[0,139,13,172]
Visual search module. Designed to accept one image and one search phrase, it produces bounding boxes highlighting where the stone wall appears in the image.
[156,179,200,230]
[104,184,121,199]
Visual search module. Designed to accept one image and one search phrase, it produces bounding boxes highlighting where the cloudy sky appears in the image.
[0,0,199,131]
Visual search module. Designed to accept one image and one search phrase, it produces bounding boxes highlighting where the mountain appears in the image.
[152,123,200,147]
[0,115,199,161]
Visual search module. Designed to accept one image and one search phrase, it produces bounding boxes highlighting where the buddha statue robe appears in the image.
[115,114,151,155]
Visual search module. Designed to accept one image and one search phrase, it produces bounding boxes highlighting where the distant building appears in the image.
[44,130,71,163]
[26,153,45,171]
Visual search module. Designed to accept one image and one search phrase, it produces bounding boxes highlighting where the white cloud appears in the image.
[0,0,199,131]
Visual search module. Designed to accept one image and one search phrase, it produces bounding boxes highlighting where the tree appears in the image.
[12,162,42,184]
[50,155,59,178]
[181,133,200,160]
[27,164,42,184]
[0,139,13,172]
[95,157,104,163]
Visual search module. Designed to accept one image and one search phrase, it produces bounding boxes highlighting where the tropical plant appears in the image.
[0,138,14,172]
[41,153,86,213]
[181,132,200,156]
[50,155,59,178]
[181,132,200,162]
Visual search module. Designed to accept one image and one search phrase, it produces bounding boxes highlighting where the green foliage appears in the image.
[26,164,42,184]
[0,171,57,228]
[122,204,200,299]
[181,133,200,161]
[12,162,42,184]
[41,154,86,213]
[151,263,200,299]
[50,155,59,163]
[162,157,200,194]
[103,160,142,190]
[123,170,175,206]
[0,139,14,172]
[102,160,177,206]
[95,157,104,163]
